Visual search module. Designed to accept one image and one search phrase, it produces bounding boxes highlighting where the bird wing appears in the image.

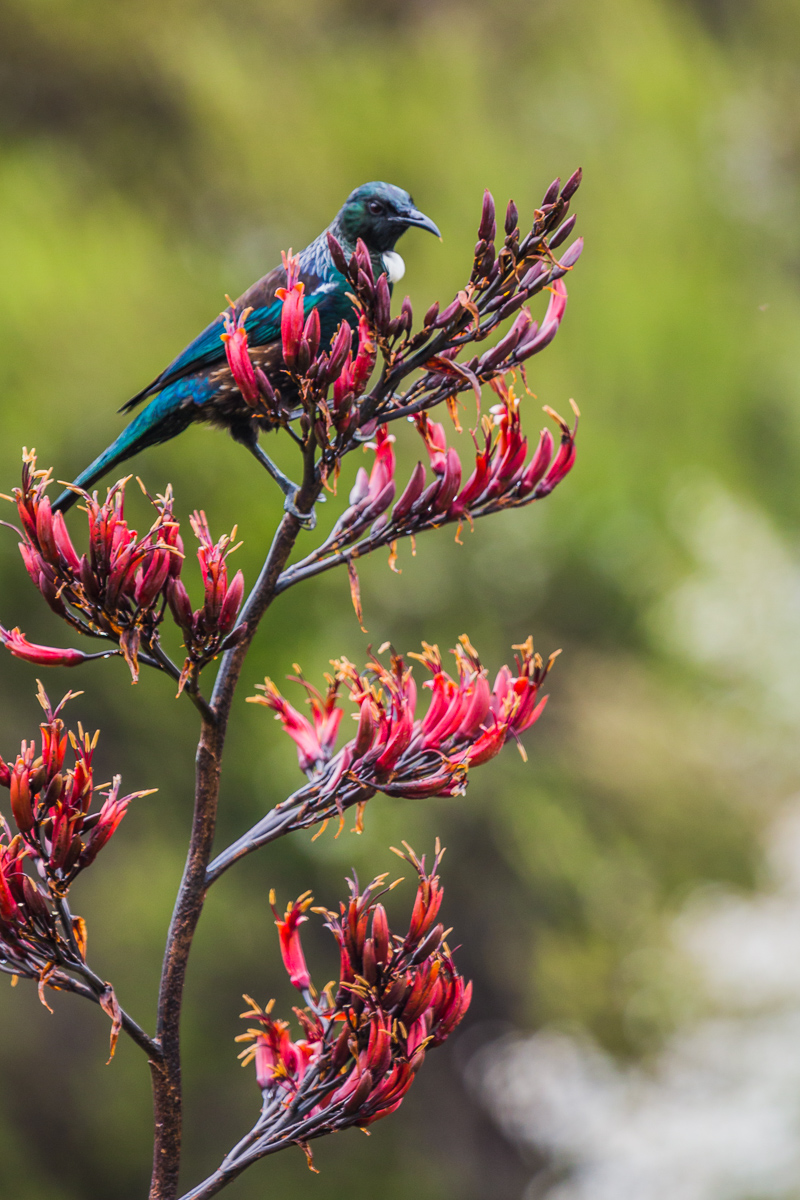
[119,264,328,413]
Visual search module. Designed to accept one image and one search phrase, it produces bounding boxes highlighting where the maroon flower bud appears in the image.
[478,189,496,242]
[326,232,349,275]
[303,307,321,362]
[542,177,561,206]
[392,462,426,521]
[423,300,439,327]
[374,274,391,332]
[549,213,577,250]
[327,320,353,382]
[560,166,583,200]
[505,199,519,235]
[558,236,584,269]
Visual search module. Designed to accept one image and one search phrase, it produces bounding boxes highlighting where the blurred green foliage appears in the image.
[1,0,799,1195]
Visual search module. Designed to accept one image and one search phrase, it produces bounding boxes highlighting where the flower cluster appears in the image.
[249,635,556,836]
[3,456,249,694]
[166,511,246,693]
[234,843,470,1165]
[6,454,182,680]
[0,684,151,985]
[218,174,582,503]
[288,383,577,596]
[325,171,583,441]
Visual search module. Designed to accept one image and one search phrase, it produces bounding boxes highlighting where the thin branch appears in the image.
[148,453,321,1200]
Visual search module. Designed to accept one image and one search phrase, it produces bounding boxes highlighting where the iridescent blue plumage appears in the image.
[52,183,440,515]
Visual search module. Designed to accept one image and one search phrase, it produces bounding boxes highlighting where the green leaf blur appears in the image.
[0,0,798,1195]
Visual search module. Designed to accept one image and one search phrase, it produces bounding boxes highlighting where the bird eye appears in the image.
[368,200,384,215]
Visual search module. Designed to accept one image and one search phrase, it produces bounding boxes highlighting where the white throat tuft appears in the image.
[382,251,406,284]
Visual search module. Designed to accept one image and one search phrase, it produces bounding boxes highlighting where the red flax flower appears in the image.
[220,305,279,415]
[250,671,343,777]
[249,636,557,834]
[0,685,152,986]
[0,625,91,668]
[6,452,182,680]
[235,843,470,1165]
[275,251,306,370]
[166,511,246,693]
[284,394,577,593]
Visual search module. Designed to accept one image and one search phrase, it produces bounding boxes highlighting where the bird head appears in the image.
[333,183,441,255]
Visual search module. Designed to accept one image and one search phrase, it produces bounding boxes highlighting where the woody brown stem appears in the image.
[147,456,320,1200]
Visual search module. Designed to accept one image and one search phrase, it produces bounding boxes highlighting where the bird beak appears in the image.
[400,207,442,240]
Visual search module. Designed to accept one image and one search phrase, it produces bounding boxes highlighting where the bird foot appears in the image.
[283,489,317,530]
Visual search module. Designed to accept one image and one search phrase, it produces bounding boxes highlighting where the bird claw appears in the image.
[284,490,317,530]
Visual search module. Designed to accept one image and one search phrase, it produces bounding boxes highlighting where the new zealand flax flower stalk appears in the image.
[0,173,584,1199]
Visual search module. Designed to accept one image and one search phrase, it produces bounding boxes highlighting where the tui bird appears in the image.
[52,182,440,516]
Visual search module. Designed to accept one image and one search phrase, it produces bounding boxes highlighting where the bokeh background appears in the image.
[1,0,799,1196]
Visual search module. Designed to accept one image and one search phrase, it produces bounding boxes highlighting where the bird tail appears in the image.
[51,398,192,513]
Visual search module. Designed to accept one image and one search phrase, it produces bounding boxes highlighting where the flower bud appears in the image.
[505,199,519,235]
[560,166,582,200]
[541,177,560,206]
[549,213,576,250]
[478,189,496,242]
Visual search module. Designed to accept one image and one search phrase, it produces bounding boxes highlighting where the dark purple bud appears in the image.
[167,578,194,633]
[303,308,321,360]
[519,261,546,291]
[375,274,391,331]
[400,295,413,332]
[542,177,560,206]
[423,301,439,327]
[410,478,443,517]
[505,199,519,235]
[362,481,396,523]
[357,269,374,298]
[392,462,426,521]
[355,239,374,285]
[255,366,276,404]
[220,622,247,651]
[22,875,49,920]
[434,449,462,513]
[474,239,487,259]
[496,291,527,321]
[549,214,577,250]
[478,190,496,242]
[327,320,353,380]
[515,320,558,360]
[327,232,349,274]
[343,1069,373,1114]
[411,922,444,963]
[434,296,462,328]
[558,237,584,269]
[560,167,583,201]
[479,241,496,275]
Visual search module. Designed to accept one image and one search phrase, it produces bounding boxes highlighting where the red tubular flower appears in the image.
[0,687,152,986]
[221,306,260,408]
[0,626,90,668]
[237,844,470,1147]
[276,251,306,370]
[249,673,342,776]
[165,512,246,692]
[252,634,557,829]
[270,890,313,990]
[398,385,577,526]
[351,315,377,393]
[10,453,183,681]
